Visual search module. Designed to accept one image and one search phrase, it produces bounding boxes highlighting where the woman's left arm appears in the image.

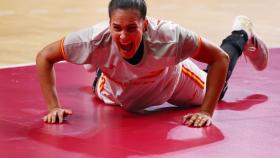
[183,37,229,127]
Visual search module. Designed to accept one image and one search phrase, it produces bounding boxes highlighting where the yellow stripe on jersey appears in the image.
[60,37,68,60]
[182,65,205,89]
[99,76,106,92]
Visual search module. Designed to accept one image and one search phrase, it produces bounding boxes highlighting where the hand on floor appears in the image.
[43,108,72,124]
[182,112,212,127]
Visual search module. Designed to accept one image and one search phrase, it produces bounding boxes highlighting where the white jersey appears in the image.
[61,17,205,110]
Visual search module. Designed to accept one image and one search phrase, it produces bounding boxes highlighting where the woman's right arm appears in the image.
[36,40,72,124]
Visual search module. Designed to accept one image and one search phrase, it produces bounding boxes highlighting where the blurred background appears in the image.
[0,0,279,67]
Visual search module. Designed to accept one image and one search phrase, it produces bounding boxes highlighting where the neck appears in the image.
[124,39,144,65]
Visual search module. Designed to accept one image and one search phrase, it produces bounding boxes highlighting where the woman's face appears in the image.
[110,9,147,59]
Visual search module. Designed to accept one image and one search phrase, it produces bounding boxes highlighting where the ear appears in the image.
[143,19,148,31]
[109,20,113,32]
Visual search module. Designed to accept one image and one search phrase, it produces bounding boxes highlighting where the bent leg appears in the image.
[221,30,248,81]
[205,30,248,100]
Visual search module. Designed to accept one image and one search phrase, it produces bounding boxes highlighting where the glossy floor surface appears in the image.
[0,48,279,158]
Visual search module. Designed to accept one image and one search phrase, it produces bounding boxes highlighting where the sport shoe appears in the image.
[232,16,268,71]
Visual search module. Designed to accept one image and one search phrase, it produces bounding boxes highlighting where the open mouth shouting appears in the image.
[120,42,133,52]
[118,41,136,59]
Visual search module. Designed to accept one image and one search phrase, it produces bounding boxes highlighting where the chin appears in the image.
[120,50,135,59]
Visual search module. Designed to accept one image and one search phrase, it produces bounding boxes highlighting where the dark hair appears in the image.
[108,0,147,19]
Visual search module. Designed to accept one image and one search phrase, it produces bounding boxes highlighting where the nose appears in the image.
[120,31,128,41]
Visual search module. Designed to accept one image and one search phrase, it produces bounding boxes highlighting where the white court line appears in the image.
[95,8,107,13]
[0,61,67,69]
[0,10,15,16]
[1,8,83,16]
[270,46,280,50]
[29,9,49,15]
[0,63,35,69]
[63,8,81,13]
[159,4,178,11]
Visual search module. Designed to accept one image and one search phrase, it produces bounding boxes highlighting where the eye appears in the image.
[113,26,121,32]
[127,26,137,32]
[112,25,122,32]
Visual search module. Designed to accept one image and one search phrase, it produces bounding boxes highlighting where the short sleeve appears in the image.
[61,21,110,65]
[176,26,201,63]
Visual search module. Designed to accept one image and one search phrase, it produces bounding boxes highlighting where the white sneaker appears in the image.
[232,16,268,71]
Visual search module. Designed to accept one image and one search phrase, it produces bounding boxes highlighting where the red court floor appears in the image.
[1,48,280,158]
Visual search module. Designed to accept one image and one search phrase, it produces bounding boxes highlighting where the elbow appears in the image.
[36,48,54,68]
[36,49,49,67]
[36,50,43,65]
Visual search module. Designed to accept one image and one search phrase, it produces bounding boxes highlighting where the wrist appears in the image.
[199,110,211,117]
[48,105,60,112]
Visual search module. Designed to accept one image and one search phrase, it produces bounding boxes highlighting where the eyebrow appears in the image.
[127,24,138,27]
[112,23,138,27]
[112,23,121,26]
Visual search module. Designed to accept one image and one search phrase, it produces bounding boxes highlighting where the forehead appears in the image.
[110,9,143,25]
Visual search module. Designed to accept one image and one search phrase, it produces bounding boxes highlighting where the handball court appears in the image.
[0,48,280,158]
[1,0,280,158]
